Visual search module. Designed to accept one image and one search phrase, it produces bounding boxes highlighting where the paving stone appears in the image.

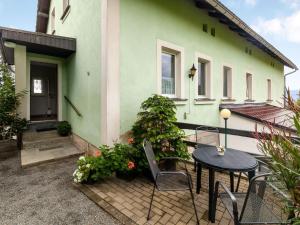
[83,165,252,225]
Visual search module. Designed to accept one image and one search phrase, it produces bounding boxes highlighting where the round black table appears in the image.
[192,146,258,222]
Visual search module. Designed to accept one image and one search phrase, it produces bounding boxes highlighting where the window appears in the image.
[33,79,43,94]
[223,66,232,98]
[61,0,70,20]
[157,40,184,99]
[195,54,211,98]
[51,8,55,34]
[246,73,252,100]
[162,52,175,96]
[267,79,272,100]
[198,61,207,96]
[63,0,70,12]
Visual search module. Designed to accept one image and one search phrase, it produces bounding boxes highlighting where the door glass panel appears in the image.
[33,79,43,94]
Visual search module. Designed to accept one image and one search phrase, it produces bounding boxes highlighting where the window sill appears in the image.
[266,99,273,103]
[194,98,215,105]
[244,99,256,103]
[169,98,188,105]
[221,98,236,102]
[60,5,71,21]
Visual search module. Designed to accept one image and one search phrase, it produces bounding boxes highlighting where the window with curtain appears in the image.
[161,52,176,96]
[198,61,207,96]
[223,66,232,98]
[246,73,252,100]
[267,79,272,100]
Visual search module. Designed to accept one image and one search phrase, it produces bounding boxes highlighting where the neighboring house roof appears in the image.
[219,103,296,132]
[35,0,298,70]
[0,27,76,65]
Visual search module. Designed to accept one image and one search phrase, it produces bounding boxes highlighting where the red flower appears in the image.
[94,150,101,157]
[127,138,134,144]
[127,161,135,170]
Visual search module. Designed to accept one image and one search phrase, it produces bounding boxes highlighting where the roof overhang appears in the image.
[0,27,76,65]
[195,0,298,70]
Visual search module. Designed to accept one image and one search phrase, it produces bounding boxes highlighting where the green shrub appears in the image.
[0,62,27,140]
[132,95,190,172]
[57,121,71,136]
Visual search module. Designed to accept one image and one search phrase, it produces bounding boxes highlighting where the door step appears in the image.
[21,130,84,168]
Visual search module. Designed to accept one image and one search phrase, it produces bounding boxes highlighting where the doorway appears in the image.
[30,62,58,121]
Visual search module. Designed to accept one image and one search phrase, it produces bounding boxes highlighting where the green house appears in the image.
[0,0,297,151]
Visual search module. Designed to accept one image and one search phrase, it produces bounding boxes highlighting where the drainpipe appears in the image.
[284,68,298,108]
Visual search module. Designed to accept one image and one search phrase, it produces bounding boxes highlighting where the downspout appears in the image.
[284,68,298,108]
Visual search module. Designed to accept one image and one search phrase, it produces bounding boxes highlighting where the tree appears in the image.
[0,62,27,140]
[257,91,300,223]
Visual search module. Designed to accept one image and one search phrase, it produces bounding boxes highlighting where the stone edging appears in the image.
[74,183,138,225]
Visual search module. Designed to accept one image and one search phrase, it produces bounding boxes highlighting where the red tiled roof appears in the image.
[220,103,295,132]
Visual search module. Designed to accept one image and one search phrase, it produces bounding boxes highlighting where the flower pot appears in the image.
[116,171,137,182]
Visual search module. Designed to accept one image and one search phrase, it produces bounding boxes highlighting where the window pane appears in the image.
[246,74,252,99]
[223,68,229,97]
[162,52,175,95]
[33,79,42,94]
[198,62,206,96]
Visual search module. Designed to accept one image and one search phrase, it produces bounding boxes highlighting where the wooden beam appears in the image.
[37,11,49,18]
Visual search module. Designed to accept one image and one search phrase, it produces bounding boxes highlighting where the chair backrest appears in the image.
[195,126,220,147]
[240,174,287,224]
[143,139,160,181]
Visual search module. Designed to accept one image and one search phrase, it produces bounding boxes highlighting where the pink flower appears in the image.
[94,150,101,157]
[127,138,134,144]
[127,161,135,170]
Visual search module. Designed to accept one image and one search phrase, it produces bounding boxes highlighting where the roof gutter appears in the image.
[284,68,299,107]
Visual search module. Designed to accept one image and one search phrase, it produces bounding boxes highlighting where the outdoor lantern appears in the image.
[220,108,231,149]
[189,64,197,80]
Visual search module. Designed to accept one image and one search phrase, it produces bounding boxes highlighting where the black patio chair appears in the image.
[213,173,288,225]
[235,156,271,192]
[143,139,200,225]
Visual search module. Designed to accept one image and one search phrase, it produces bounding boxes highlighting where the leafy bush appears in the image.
[57,121,71,136]
[0,62,27,140]
[131,95,190,171]
[73,144,139,183]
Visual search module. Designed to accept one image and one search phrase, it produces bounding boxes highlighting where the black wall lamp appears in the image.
[189,64,197,80]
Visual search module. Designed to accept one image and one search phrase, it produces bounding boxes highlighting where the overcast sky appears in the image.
[0,0,299,90]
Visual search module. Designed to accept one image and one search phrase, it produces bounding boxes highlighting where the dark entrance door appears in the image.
[30,62,58,121]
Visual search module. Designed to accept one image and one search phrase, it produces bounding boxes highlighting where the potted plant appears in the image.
[110,144,138,181]
[57,121,72,136]
[132,95,190,173]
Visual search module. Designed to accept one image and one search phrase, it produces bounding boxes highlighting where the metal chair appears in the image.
[143,139,200,225]
[213,173,287,225]
[235,156,271,192]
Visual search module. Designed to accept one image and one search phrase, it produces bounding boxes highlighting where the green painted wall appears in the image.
[46,0,102,147]
[120,0,284,134]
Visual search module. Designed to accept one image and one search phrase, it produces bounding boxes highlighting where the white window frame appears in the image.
[157,40,184,99]
[51,8,56,33]
[194,52,212,99]
[267,79,272,100]
[246,73,253,100]
[222,65,233,99]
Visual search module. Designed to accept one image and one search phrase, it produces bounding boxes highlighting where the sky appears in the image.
[0,0,299,90]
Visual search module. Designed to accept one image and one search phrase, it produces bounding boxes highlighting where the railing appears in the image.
[64,96,83,117]
[175,122,300,146]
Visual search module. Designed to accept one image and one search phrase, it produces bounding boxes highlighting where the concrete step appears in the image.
[23,130,60,142]
[23,136,71,150]
[21,144,84,168]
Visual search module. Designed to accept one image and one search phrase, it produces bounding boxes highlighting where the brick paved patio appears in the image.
[77,164,250,225]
